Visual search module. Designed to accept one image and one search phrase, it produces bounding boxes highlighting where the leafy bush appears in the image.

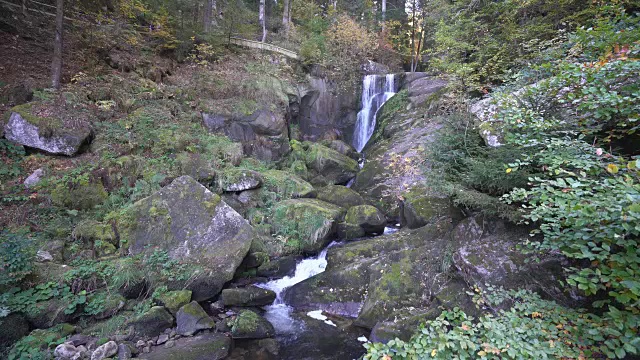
[364,288,637,359]
[0,140,24,183]
[0,231,34,286]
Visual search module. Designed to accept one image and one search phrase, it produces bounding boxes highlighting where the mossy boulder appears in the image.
[73,220,117,246]
[155,290,192,315]
[400,186,462,229]
[345,205,386,234]
[336,222,366,240]
[127,306,174,338]
[256,256,298,278]
[304,142,359,185]
[322,139,359,160]
[175,152,216,183]
[51,181,108,210]
[110,176,254,300]
[26,297,80,329]
[91,292,126,320]
[138,333,231,360]
[316,185,366,208]
[262,169,315,198]
[218,168,263,192]
[221,286,276,307]
[176,301,216,336]
[229,310,274,339]
[4,106,92,156]
[271,199,346,254]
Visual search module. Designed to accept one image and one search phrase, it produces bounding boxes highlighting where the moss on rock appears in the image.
[155,290,192,315]
[345,205,386,234]
[316,185,366,208]
[51,181,108,210]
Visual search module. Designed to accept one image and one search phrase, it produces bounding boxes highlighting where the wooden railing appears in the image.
[227,37,299,60]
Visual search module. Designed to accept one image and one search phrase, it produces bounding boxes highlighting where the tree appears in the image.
[204,0,213,32]
[259,0,266,42]
[51,0,64,89]
[282,0,290,33]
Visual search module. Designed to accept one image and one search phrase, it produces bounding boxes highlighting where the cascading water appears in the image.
[352,74,397,152]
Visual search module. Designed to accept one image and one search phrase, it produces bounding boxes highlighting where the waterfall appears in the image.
[352,74,397,152]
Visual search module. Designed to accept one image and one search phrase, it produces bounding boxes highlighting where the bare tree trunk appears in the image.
[333,0,337,10]
[51,0,63,89]
[410,0,416,72]
[381,0,386,28]
[212,0,217,26]
[204,0,212,32]
[413,29,423,72]
[259,0,266,42]
[282,0,289,33]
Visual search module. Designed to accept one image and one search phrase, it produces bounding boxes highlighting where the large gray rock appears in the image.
[176,301,216,336]
[405,77,448,108]
[24,168,45,188]
[344,205,386,234]
[221,286,276,307]
[217,168,263,192]
[4,111,92,156]
[54,343,82,360]
[271,199,346,254]
[316,185,366,209]
[138,333,231,360]
[301,142,359,185]
[113,176,254,300]
[127,306,174,338]
[91,341,118,360]
[399,186,462,229]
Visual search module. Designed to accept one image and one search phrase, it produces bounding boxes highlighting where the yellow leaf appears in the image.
[506,168,512,174]
[607,164,619,174]
[478,350,487,357]
[431,349,437,357]
[628,161,638,170]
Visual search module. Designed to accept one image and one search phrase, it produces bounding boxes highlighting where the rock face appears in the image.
[0,313,29,351]
[345,205,386,234]
[127,306,174,338]
[296,74,360,144]
[221,286,277,307]
[229,310,275,339]
[91,341,118,360]
[271,199,346,254]
[138,333,231,360]
[261,169,315,198]
[295,142,359,186]
[405,77,448,108]
[399,186,462,229]
[155,290,192,315]
[316,185,366,208]
[176,301,216,336]
[114,176,254,300]
[4,111,92,156]
[202,109,290,161]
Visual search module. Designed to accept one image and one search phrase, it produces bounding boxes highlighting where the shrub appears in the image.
[0,231,34,286]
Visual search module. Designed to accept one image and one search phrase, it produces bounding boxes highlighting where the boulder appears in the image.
[91,341,118,360]
[256,256,298,278]
[316,185,366,209]
[155,290,192,315]
[11,324,75,355]
[304,142,359,185]
[175,152,216,183]
[221,286,276,307]
[218,168,263,192]
[344,205,386,234]
[27,297,78,328]
[117,343,134,360]
[261,169,315,199]
[127,306,174,338]
[4,108,92,156]
[24,168,45,188]
[469,97,505,147]
[138,333,231,360]
[336,222,366,240]
[176,301,216,336]
[54,342,82,360]
[229,310,275,339]
[399,187,462,229]
[92,292,126,320]
[51,181,108,210]
[322,139,359,160]
[112,176,254,300]
[271,199,346,254]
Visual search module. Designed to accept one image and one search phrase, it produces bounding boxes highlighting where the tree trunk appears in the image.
[212,0,217,26]
[381,0,386,27]
[410,0,416,72]
[51,0,63,90]
[204,0,212,32]
[259,0,266,42]
[282,0,289,33]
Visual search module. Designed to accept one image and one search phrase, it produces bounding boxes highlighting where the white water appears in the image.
[352,74,398,152]
[257,243,337,334]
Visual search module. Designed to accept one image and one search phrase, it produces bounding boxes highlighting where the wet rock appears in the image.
[256,256,298,278]
[221,286,276,307]
[336,222,366,240]
[138,333,231,360]
[271,199,346,254]
[304,142,359,185]
[399,186,462,229]
[154,290,192,315]
[4,109,92,156]
[176,301,216,336]
[218,168,263,192]
[24,168,45,188]
[91,340,117,360]
[316,185,366,208]
[229,310,275,339]
[112,176,254,301]
[345,205,386,234]
[127,306,174,338]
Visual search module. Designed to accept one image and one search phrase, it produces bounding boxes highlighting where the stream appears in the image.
[254,73,400,359]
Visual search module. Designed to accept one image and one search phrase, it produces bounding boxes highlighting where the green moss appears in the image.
[51,181,108,210]
[11,103,64,137]
[74,220,117,245]
[229,310,260,333]
[369,89,409,146]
